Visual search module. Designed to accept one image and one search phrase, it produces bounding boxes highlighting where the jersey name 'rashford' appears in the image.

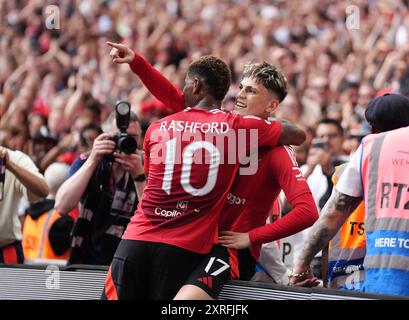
[159,120,230,134]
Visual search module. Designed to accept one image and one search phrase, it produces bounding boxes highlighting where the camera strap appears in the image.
[91,171,137,240]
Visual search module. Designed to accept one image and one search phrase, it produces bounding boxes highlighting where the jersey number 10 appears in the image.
[162,138,221,197]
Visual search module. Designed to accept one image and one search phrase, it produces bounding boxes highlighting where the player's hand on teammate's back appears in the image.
[218,231,251,249]
[107,41,135,64]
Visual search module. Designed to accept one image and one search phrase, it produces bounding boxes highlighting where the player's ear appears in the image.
[192,77,202,94]
[266,99,279,115]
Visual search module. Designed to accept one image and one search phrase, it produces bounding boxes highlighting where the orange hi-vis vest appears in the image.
[361,126,409,296]
[328,164,366,290]
[22,209,70,262]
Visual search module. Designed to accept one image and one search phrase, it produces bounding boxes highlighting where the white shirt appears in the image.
[0,150,45,247]
[335,145,363,197]
[300,164,328,209]
[293,165,329,259]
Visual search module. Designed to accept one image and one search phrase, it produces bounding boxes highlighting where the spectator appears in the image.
[303,119,348,210]
[1,0,409,166]
[0,144,48,264]
[296,118,349,279]
[30,126,58,171]
[78,123,103,154]
[22,162,75,264]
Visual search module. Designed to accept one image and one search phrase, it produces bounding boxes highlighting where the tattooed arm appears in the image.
[289,190,361,285]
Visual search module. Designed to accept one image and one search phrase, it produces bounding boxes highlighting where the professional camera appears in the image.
[110,100,138,154]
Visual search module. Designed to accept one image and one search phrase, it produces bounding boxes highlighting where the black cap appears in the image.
[364,93,409,133]
[48,215,75,256]
[33,126,57,144]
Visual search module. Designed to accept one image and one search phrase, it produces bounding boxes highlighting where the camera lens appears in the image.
[116,101,130,116]
[118,135,137,154]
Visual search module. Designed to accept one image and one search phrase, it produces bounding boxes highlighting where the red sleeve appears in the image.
[143,126,151,175]
[249,146,318,245]
[129,53,185,112]
[236,116,282,148]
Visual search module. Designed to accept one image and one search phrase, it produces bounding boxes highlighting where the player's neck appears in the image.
[193,97,221,111]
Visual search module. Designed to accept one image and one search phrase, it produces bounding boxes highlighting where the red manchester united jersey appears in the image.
[123,108,282,253]
[219,145,318,260]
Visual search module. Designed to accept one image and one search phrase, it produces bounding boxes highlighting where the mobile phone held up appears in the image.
[311,138,327,150]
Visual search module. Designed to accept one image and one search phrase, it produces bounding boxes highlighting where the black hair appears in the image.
[79,124,103,148]
[187,55,231,101]
[84,100,102,118]
[318,118,344,135]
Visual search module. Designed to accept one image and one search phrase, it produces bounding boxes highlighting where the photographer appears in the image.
[55,103,145,265]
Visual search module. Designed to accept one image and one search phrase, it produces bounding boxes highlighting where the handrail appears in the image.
[0,264,407,300]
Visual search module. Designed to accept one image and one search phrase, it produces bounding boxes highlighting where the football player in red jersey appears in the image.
[103,48,306,299]
[107,43,316,300]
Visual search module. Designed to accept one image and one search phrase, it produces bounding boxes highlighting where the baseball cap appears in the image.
[48,215,74,256]
[33,126,57,144]
[374,87,393,97]
[364,93,409,133]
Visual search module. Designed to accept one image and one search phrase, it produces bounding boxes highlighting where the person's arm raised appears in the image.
[107,42,184,112]
[0,147,48,200]
[55,133,116,214]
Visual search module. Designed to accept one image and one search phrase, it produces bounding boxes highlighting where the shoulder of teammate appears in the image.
[234,114,282,147]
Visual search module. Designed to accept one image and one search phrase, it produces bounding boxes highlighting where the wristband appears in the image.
[133,173,146,182]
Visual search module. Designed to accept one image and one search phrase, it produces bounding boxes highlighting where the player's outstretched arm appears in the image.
[107,41,184,112]
[107,41,135,63]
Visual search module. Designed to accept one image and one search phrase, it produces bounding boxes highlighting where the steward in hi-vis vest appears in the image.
[22,199,74,262]
[328,164,366,290]
[360,126,409,296]
[290,94,409,297]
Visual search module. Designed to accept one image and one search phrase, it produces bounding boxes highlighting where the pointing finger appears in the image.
[106,41,122,49]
